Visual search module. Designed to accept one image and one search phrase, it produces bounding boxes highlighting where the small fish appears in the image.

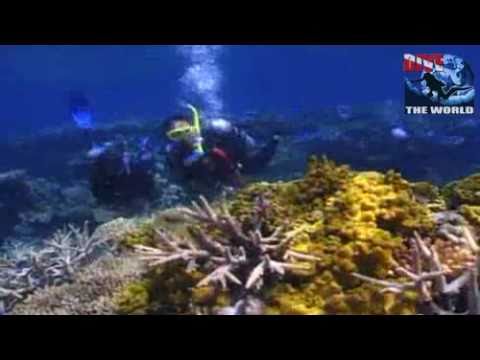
[87,142,112,159]
[391,127,410,140]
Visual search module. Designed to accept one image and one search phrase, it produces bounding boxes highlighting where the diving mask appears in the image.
[166,105,203,145]
[166,125,196,141]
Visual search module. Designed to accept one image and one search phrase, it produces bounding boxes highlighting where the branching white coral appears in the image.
[352,231,480,314]
[0,221,115,314]
[135,196,320,296]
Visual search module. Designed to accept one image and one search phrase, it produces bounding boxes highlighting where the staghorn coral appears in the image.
[119,157,433,314]
[0,221,116,313]
[354,231,480,315]
[11,255,143,315]
[432,210,480,253]
[229,158,434,314]
[133,196,320,314]
[118,156,480,315]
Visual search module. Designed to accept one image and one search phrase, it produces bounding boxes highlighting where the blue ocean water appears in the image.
[1,45,478,138]
[2,45,480,315]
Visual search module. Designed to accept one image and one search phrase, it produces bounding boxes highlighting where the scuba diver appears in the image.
[87,135,155,204]
[163,104,279,187]
[409,72,472,101]
[69,92,155,205]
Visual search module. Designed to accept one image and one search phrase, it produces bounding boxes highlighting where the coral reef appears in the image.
[411,182,446,212]
[120,156,457,315]
[113,279,151,314]
[5,154,480,315]
[132,196,319,314]
[354,231,479,315]
[459,205,480,228]
[1,166,189,253]
[0,169,33,240]
[442,173,480,208]
[0,222,116,313]
[11,255,143,315]
[113,263,208,315]
[4,178,97,245]
[93,217,140,245]
[121,222,158,249]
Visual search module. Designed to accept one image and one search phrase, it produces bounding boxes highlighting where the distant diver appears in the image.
[409,72,473,100]
[68,92,155,204]
[87,135,155,204]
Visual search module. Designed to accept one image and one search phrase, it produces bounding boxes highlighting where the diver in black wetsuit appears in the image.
[68,92,155,205]
[410,72,472,100]
[163,105,279,187]
[88,135,156,205]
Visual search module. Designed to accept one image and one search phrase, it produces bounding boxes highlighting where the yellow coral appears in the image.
[411,182,446,212]
[442,173,480,207]
[125,156,438,315]
[114,280,151,315]
[459,205,480,227]
[324,171,434,238]
[121,221,157,249]
[256,160,433,314]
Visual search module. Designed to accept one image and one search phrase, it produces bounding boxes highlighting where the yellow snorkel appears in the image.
[166,104,204,153]
[187,104,201,136]
[186,104,204,153]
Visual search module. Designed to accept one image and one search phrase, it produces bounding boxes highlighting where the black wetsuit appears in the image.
[165,118,279,182]
[90,139,155,204]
